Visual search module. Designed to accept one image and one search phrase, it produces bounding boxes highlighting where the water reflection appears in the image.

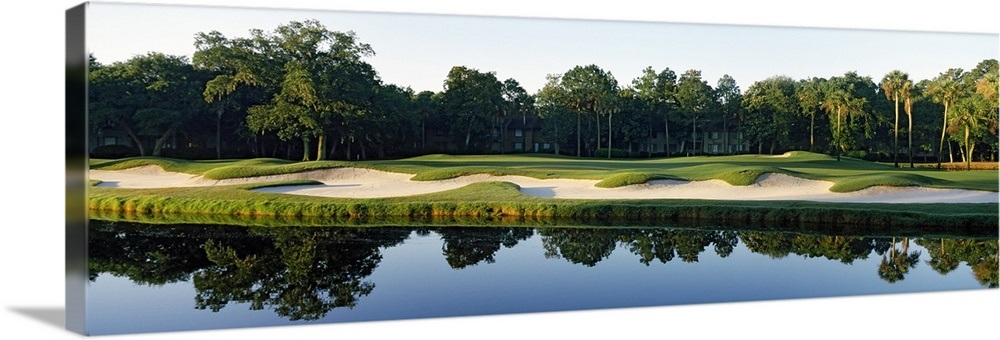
[89,221,998,323]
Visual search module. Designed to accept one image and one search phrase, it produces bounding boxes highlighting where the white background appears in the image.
[1,1,997,339]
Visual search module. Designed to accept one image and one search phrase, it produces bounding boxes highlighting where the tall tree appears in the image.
[821,77,868,161]
[536,74,573,155]
[715,75,742,155]
[561,65,619,157]
[675,70,714,155]
[500,78,535,152]
[412,90,438,150]
[880,70,911,167]
[796,77,827,152]
[741,76,798,154]
[440,66,504,152]
[926,68,965,168]
[633,67,679,156]
[901,83,916,167]
[948,96,989,170]
[90,53,209,157]
[216,20,377,161]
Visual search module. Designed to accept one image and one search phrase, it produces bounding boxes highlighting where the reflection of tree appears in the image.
[436,227,533,269]
[877,237,921,284]
[88,221,218,285]
[917,238,998,288]
[193,227,409,321]
[539,228,619,267]
[740,232,795,259]
[542,228,739,266]
[740,232,889,265]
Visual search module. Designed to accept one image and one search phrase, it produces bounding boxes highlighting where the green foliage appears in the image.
[828,173,947,192]
[594,172,679,188]
[595,148,629,158]
[90,145,139,159]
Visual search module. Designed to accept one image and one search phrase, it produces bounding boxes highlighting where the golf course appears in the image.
[88,151,999,230]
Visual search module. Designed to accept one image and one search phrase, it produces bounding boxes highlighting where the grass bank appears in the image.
[88,180,999,231]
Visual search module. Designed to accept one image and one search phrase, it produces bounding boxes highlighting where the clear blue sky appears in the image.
[88,2,997,94]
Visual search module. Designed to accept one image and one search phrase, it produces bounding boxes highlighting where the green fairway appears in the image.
[91,151,999,192]
[87,178,998,230]
[87,151,999,230]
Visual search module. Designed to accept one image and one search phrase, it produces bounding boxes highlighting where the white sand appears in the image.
[89,166,999,204]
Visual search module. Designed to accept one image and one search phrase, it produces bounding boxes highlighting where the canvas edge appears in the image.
[65,1,88,336]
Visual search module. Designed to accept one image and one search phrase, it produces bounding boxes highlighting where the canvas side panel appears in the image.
[65,2,88,336]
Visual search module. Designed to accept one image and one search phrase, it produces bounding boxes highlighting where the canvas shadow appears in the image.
[9,307,65,330]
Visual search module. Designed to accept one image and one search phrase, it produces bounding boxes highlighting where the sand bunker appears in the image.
[89,166,999,204]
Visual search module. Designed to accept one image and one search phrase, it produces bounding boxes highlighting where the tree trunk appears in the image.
[151,125,178,157]
[691,116,696,156]
[464,128,472,151]
[836,108,842,161]
[421,118,426,150]
[908,112,914,168]
[596,111,602,156]
[965,126,971,171]
[723,115,729,155]
[301,138,311,161]
[893,95,899,167]
[216,106,223,159]
[769,139,776,155]
[937,103,948,169]
[346,139,352,161]
[555,123,561,155]
[664,115,671,156]
[948,142,954,164]
[577,112,582,157]
[121,123,146,156]
[331,139,339,160]
[315,134,326,161]
[607,111,612,158]
[809,111,815,152]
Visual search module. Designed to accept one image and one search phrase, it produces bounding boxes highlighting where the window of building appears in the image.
[711,132,719,139]
[103,137,117,146]
[736,132,744,140]
[514,129,523,137]
[514,142,523,150]
[543,143,550,149]
[711,144,719,153]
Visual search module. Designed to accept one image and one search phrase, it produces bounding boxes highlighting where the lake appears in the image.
[86,220,997,335]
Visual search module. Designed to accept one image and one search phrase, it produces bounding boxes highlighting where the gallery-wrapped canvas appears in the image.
[67,1,998,337]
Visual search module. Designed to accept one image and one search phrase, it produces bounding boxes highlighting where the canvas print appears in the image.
[68,1,999,336]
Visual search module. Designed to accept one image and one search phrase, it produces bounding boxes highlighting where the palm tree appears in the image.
[881,70,910,167]
[948,97,988,171]
[821,86,866,161]
[926,69,965,169]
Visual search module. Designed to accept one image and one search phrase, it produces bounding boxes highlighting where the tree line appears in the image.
[89,20,999,169]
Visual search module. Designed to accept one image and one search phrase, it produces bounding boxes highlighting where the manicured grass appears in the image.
[91,151,999,192]
[594,173,681,188]
[87,179,998,230]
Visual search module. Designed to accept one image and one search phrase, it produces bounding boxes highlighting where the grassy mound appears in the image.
[829,173,949,192]
[595,172,680,188]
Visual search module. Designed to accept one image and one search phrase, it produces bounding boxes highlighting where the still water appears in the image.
[86,220,998,335]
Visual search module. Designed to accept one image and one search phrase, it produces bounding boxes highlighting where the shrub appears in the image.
[161,147,218,160]
[595,148,629,158]
[90,145,139,159]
